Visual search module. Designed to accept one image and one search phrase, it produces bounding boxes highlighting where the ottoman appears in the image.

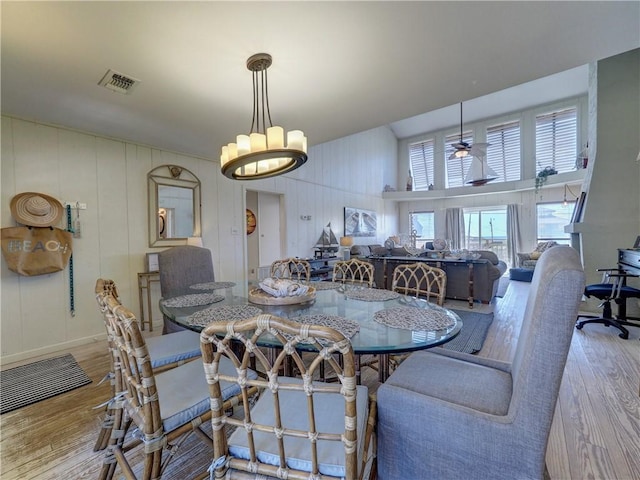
[510,267,534,282]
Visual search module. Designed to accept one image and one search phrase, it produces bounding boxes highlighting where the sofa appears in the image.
[517,240,558,268]
[446,250,507,303]
[368,250,507,304]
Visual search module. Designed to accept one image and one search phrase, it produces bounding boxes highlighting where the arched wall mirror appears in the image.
[148,165,201,247]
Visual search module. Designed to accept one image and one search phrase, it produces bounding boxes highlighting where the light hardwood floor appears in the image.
[1,280,639,479]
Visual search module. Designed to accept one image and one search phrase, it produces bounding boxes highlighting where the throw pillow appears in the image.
[530,251,541,260]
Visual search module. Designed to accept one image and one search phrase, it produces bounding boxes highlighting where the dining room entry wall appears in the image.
[1,118,398,363]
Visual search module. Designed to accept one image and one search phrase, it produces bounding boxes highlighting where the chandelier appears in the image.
[220,53,308,180]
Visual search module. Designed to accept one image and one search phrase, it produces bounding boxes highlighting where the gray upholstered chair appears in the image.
[377,245,585,480]
[158,245,215,333]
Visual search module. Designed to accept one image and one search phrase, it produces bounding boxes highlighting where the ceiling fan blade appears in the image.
[448,151,458,160]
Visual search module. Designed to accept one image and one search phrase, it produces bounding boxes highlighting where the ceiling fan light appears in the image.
[455,149,468,158]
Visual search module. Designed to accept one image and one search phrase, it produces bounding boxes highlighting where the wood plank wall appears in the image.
[1,117,398,362]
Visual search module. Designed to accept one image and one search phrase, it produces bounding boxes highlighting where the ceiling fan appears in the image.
[448,102,490,160]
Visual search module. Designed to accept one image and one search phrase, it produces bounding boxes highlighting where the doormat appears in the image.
[442,310,494,354]
[1,353,92,414]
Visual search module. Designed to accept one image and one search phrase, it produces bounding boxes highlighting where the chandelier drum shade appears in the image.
[220,53,308,180]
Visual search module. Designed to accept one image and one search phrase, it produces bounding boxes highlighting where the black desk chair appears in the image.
[576,268,640,339]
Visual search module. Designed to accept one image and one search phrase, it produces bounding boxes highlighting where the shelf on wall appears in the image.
[382,169,586,202]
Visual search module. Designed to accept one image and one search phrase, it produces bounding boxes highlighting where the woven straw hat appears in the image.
[10,192,64,227]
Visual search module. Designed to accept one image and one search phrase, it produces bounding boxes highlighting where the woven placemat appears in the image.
[189,281,236,291]
[311,281,342,291]
[290,314,360,340]
[187,304,263,328]
[344,288,400,301]
[161,293,225,308]
[374,306,455,331]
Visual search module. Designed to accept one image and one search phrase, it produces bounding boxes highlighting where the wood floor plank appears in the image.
[1,279,639,479]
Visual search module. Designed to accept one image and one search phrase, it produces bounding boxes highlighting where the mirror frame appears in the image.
[148,164,201,247]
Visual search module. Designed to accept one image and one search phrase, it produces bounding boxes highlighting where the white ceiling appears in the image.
[2,2,639,161]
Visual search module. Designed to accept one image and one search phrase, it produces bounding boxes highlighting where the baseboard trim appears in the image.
[1,333,108,366]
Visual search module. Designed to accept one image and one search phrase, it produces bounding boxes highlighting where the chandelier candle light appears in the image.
[220,53,308,180]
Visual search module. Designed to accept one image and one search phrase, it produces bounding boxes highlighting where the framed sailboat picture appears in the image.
[344,207,377,237]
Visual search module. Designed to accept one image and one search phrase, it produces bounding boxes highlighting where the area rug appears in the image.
[442,310,494,354]
[0,353,92,414]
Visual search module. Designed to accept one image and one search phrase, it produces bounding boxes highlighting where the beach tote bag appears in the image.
[1,226,72,276]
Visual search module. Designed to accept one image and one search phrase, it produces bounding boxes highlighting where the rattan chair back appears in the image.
[270,257,311,282]
[100,296,215,480]
[391,263,447,305]
[93,279,124,454]
[200,314,376,480]
[332,258,375,287]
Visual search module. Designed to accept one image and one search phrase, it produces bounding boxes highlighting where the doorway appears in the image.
[246,190,285,282]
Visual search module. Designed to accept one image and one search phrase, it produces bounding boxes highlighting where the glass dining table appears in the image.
[159,282,462,383]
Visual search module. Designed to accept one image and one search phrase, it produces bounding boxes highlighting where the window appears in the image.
[410,211,435,249]
[535,107,578,173]
[445,131,473,188]
[536,202,573,244]
[409,139,435,191]
[463,207,508,262]
[486,120,521,182]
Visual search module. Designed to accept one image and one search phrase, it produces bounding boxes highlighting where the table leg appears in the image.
[145,279,154,332]
[377,354,390,383]
[137,274,146,331]
[467,263,474,309]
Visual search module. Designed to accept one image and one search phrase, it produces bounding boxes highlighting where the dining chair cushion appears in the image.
[155,357,258,433]
[146,330,202,369]
[383,349,512,416]
[227,376,369,478]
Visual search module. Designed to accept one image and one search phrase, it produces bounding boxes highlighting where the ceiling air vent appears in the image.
[98,69,140,94]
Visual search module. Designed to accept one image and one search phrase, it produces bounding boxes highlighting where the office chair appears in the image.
[576,268,640,339]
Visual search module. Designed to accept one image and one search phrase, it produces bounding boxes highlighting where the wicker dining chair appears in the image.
[97,295,258,480]
[200,314,377,480]
[391,262,447,306]
[93,279,203,452]
[332,258,375,287]
[270,257,311,282]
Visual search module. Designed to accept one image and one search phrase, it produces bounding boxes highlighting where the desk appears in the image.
[159,287,461,382]
[137,272,160,331]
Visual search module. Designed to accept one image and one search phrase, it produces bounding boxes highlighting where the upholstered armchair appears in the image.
[158,245,215,334]
[517,240,558,268]
[377,246,585,480]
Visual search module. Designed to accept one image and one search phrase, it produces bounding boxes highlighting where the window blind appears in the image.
[445,131,473,188]
[535,107,578,173]
[486,120,521,182]
[409,139,435,191]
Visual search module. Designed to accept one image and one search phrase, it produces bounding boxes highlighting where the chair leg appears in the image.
[576,316,630,339]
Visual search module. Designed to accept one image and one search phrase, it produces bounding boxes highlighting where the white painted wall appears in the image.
[0,119,398,362]
[579,49,640,314]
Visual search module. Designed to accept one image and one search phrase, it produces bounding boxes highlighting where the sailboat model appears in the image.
[464,155,498,186]
[314,222,339,257]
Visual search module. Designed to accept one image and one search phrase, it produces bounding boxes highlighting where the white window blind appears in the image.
[409,139,435,190]
[445,131,473,188]
[535,107,578,173]
[486,120,521,182]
